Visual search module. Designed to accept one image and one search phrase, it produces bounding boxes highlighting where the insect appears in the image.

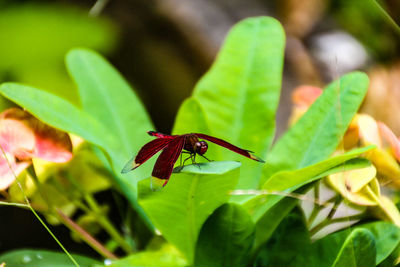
[122,131,265,187]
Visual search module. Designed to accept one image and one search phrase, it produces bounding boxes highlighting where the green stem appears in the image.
[84,193,133,254]
[0,148,79,267]
[27,166,116,259]
[65,174,133,254]
[56,208,117,259]
[307,194,340,228]
[307,183,321,227]
[310,213,365,236]
[326,196,343,220]
[372,0,400,35]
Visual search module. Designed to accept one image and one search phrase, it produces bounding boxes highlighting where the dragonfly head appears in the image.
[195,141,208,155]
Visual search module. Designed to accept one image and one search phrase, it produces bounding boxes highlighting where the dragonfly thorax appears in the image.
[184,135,208,155]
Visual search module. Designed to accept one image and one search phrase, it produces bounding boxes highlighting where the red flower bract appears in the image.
[0,108,73,190]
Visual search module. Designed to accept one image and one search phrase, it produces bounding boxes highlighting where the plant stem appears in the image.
[84,192,133,254]
[27,165,117,259]
[56,209,118,259]
[0,147,79,267]
[326,196,343,220]
[307,183,321,227]
[65,173,133,254]
[310,213,365,236]
[307,194,340,228]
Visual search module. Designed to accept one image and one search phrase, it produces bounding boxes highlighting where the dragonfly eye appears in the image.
[198,141,208,155]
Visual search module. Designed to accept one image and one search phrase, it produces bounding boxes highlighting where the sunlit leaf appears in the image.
[138,162,240,263]
[244,146,374,222]
[260,72,369,185]
[109,243,187,267]
[372,195,400,226]
[327,164,379,206]
[244,148,373,252]
[173,17,285,189]
[356,114,382,147]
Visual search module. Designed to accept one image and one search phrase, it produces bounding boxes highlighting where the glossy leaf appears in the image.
[109,244,187,267]
[260,72,369,185]
[66,48,154,174]
[359,222,400,264]
[247,153,373,252]
[194,203,255,267]
[0,77,152,223]
[173,161,241,175]
[0,249,100,267]
[292,222,400,266]
[245,146,374,222]
[0,83,116,151]
[138,162,241,263]
[66,48,156,221]
[332,229,376,267]
[254,208,310,266]
[327,166,380,206]
[173,17,285,189]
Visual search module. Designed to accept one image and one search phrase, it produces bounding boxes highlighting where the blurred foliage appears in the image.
[332,0,400,62]
[0,2,117,104]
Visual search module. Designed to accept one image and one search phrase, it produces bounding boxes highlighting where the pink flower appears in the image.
[0,108,72,190]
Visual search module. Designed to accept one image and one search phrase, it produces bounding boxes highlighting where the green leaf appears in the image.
[0,59,154,224]
[245,146,374,222]
[358,222,400,264]
[138,163,241,263]
[244,148,373,252]
[254,208,310,266]
[173,161,241,175]
[0,83,116,150]
[260,72,369,185]
[292,223,399,266]
[66,48,154,170]
[194,203,255,267]
[173,17,285,189]
[66,48,156,222]
[0,249,100,267]
[332,229,376,267]
[109,244,187,267]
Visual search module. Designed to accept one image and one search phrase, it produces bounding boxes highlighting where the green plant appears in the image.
[1,16,400,267]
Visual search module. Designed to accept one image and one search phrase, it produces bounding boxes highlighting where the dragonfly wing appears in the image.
[194,133,265,162]
[147,131,175,139]
[152,135,186,185]
[121,137,173,173]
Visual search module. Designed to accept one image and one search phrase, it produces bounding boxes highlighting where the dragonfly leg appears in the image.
[191,153,201,169]
[200,154,213,162]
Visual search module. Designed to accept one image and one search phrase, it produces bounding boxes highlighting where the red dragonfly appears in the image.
[122,131,265,187]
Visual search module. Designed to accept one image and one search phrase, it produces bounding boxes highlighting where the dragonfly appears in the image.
[122,131,265,187]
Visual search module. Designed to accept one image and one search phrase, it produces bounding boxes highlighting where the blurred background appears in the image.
[0,0,399,258]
